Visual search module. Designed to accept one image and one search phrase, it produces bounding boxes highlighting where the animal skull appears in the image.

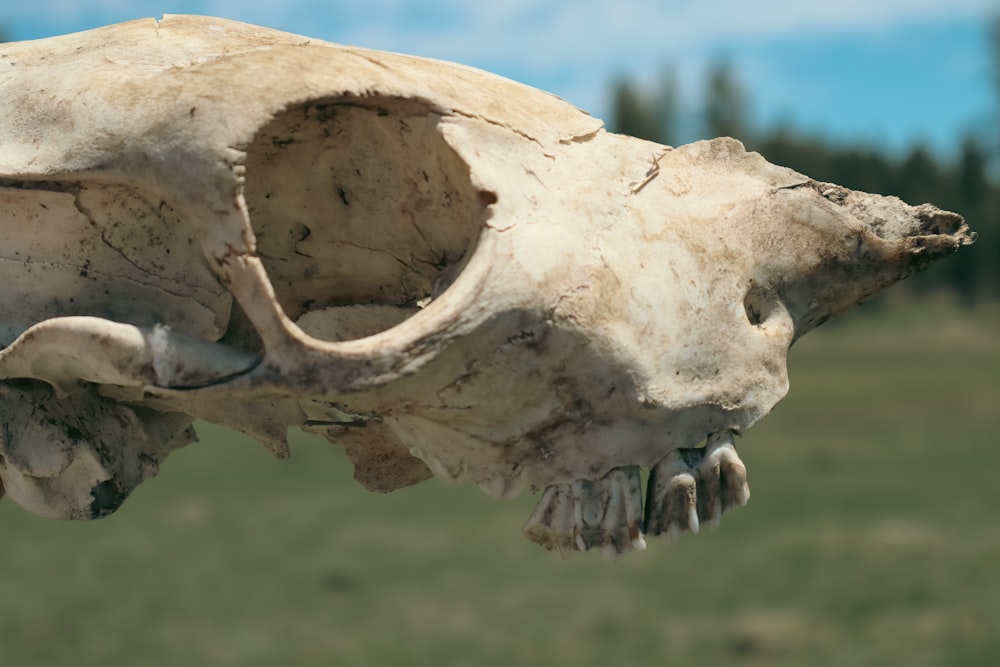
[0,16,973,556]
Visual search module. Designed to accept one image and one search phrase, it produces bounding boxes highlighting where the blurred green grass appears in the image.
[1,297,998,667]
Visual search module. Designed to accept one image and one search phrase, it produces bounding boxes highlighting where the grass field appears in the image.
[1,297,998,666]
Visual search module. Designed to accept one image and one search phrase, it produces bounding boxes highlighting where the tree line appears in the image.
[610,52,999,303]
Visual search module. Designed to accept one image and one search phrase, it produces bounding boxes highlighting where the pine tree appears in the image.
[703,58,748,140]
[609,68,678,145]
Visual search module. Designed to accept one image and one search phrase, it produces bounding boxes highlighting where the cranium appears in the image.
[0,16,973,556]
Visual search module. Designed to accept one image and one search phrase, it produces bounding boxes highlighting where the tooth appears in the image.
[524,483,577,554]
[581,495,603,526]
[622,467,642,518]
[737,482,750,506]
[688,506,700,534]
[601,478,623,530]
[708,498,722,530]
[526,467,650,557]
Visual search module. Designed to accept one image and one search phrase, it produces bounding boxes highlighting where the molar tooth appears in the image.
[523,484,576,554]
[581,494,603,526]
[703,428,750,515]
[622,467,643,526]
[524,466,647,557]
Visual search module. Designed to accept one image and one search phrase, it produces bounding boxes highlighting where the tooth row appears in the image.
[522,429,750,557]
[522,466,646,559]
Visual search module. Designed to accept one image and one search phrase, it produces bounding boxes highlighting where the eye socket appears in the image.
[243,97,484,338]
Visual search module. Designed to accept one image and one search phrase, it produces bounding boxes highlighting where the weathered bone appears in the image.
[0,16,974,553]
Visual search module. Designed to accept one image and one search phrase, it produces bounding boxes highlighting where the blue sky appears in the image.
[2,1,997,157]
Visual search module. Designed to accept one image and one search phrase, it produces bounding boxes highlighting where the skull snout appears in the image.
[913,206,967,239]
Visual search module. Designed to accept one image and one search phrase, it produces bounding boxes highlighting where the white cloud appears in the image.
[7,0,994,60]
[252,0,995,117]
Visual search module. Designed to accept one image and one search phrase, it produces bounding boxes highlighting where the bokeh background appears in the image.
[1,2,998,665]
